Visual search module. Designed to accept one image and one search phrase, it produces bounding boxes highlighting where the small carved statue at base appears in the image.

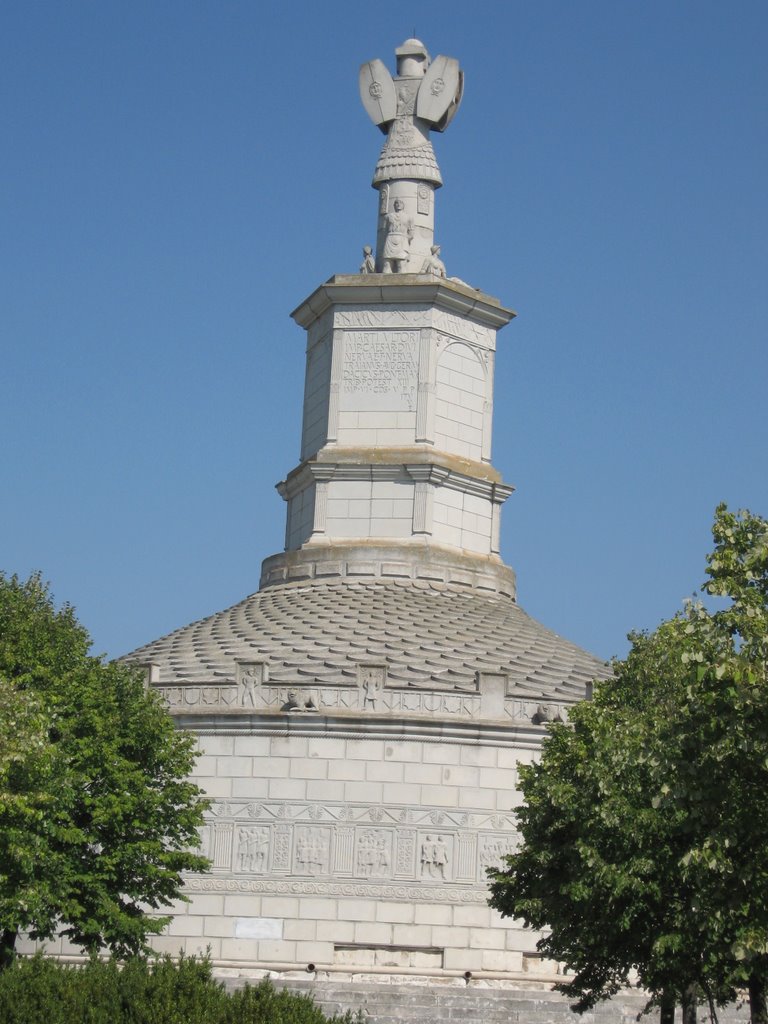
[382,199,413,274]
[239,669,257,706]
[421,244,446,278]
[359,245,376,274]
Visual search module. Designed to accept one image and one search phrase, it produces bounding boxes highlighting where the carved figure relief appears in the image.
[158,679,494,718]
[478,834,516,876]
[335,308,429,329]
[420,244,446,278]
[237,827,269,873]
[356,829,392,878]
[239,669,257,707]
[197,825,211,859]
[294,827,330,876]
[201,801,517,889]
[359,664,386,709]
[420,834,450,880]
[381,199,413,274]
[360,41,462,272]
[359,245,376,274]
[236,662,267,708]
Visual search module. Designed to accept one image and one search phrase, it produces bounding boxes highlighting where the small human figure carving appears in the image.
[359,245,376,274]
[432,835,448,879]
[295,828,326,874]
[382,199,413,274]
[250,829,268,871]
[360,41,463,273]
[421,835,433,877]
[237,827,269,872]
[357,830,391,877]
[421,244,446,278]
[420,834,450,879]
[361,666,385,709]
[239,668,257,707]
[479,837,515,872]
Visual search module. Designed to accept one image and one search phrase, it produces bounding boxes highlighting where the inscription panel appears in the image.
[340,330,419,411]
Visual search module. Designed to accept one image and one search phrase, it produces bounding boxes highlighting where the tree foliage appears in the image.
[0,572,209,966]
[488,505,768,1021]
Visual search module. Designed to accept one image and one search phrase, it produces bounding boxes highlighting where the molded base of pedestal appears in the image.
[259,540,517,598]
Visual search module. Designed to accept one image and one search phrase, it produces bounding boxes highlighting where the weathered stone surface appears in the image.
[223,979,751,1024]
[110,36,619,1010]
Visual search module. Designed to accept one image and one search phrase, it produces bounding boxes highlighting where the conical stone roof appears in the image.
[127,576,606,713]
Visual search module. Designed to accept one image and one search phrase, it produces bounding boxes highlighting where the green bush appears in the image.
[0,954,362,1024]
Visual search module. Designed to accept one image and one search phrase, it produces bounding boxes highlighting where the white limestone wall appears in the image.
[432,488,495,555]
[324,474,414,540]
[335,408,417,449]
[299,310,335,462]
[285,472,498,553]
[285,482,316,550]
[147,732,538,976]
[434,343,488,463]
[296,304,500,467]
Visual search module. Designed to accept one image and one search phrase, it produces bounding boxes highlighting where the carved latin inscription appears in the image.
[340,330,418,410]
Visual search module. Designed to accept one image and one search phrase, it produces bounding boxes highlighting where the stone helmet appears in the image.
[395,37,430,77]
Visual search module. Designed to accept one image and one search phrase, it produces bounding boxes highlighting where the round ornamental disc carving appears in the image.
[417,55,461,125]
[359,59,397,125]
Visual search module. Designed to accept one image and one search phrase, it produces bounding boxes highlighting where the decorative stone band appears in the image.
[259,539,516,596]
[157,683,567,721]
[187,798,518,900]
[183,875,491,905]
[159,710,570,752]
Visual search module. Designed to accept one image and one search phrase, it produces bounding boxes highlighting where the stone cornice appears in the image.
[291,275,516,331]
[167,709,556,750]
[277,447,509,498]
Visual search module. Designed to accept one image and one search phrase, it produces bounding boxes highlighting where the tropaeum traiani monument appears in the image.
[118,37,613,1022]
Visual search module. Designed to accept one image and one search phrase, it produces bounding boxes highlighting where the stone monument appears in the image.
[112,38,613,1022]
[360,38,462,274]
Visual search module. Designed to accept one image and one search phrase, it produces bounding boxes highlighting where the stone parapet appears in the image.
[259,541,516,597]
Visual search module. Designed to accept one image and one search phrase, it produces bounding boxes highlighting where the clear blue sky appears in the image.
[2,1,766,663]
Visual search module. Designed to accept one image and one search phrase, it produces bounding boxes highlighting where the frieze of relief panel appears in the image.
[188,798,518,904]
[332,306,494,349]
[154,663,569,726]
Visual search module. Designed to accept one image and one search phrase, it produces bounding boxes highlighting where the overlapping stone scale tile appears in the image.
[125,578,608,701]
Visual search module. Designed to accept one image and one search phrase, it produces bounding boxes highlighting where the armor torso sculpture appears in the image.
[359,38,463,273]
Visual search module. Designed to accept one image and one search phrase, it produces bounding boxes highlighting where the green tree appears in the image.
[0,572,209,968]
[488,506,768,1023]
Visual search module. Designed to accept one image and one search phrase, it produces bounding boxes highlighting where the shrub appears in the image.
[0,954,361,1024]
